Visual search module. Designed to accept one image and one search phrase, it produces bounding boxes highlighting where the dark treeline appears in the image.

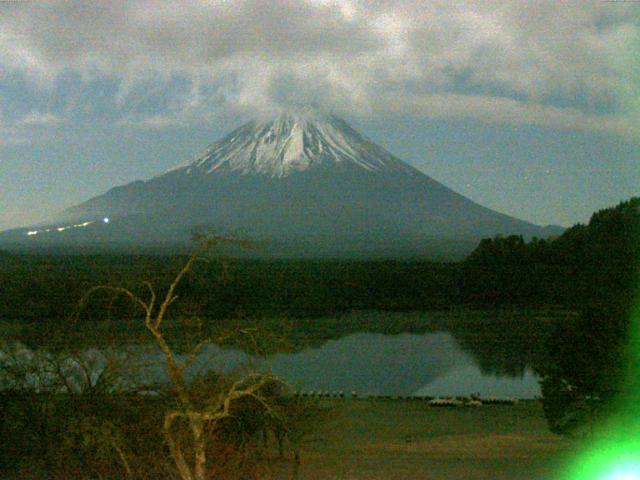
[459,198,639,434]
[461,197,639,308]
[0,198,638,346]
[0,255,459,334]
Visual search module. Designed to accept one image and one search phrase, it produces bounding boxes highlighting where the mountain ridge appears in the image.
[0,109,565,258]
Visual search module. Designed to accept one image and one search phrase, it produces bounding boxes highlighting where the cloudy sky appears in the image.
[0,0,638,230]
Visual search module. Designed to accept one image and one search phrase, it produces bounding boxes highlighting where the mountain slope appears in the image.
[0,108,563,257]
[170,109,417,177]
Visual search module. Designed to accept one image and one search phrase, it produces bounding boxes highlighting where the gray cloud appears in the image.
[0,0,638,136]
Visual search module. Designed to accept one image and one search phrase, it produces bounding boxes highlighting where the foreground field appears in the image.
[284,399,573,480]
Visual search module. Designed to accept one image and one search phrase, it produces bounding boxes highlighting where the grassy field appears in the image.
[276,398,575,480]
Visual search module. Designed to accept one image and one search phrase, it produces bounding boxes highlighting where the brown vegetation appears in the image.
[0,236,320,479]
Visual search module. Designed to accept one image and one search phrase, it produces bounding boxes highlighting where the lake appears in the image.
[1,310,551,398]
[116,330,541,399]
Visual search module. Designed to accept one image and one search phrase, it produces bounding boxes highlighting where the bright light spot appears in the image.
[603,465,640,480]
[72,221,93,228]
[561,436,640,480]
[103,217,110,224]
[26,220,94,237]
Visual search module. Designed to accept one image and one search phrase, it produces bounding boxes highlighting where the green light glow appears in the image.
[561,436,640,480]
[560,280,640,479]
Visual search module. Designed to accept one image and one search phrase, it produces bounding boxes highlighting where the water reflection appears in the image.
[2,316,550,398]
[449,318,550,378]
[268,332,541,398]
[269,332,462,396]
[127,330,542,398]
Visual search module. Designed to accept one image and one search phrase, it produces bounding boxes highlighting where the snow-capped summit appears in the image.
[171,107,415,178]
[4,106,564,257]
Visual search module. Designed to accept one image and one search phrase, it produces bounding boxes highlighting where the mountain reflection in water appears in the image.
[126,330,542,398]
[268,332,541,398]
[1,313,551,399]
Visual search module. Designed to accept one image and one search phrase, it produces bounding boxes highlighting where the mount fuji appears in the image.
[1,107,562,258]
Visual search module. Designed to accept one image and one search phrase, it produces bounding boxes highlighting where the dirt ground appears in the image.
[276,398,574,480]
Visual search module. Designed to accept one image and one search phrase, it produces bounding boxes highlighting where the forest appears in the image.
[1,199,637,334]
[0,197,638,477]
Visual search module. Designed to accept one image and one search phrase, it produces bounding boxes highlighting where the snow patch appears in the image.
[164,109,417,178]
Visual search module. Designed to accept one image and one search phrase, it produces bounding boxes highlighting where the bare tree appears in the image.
[81,236,285,480]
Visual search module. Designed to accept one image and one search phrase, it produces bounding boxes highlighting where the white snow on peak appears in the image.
[169,108,417,178]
